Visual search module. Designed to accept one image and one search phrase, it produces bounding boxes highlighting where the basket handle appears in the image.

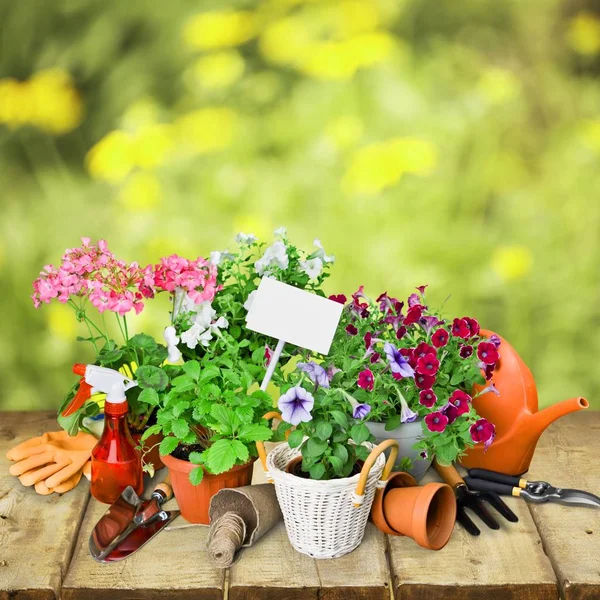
[353,439,399,508]
[256,411,285,481]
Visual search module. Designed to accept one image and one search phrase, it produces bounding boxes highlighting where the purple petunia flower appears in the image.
[399,393,418,423]
[419,315,443,335]
[278,386,315,426]
[343,390,372,419]
[297,361,330,388]
[488,334,502,348]
[384,342,415,378]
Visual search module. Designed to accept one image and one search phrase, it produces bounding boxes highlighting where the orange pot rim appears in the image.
[409,483,456,550]
[371,471,417,535]
[161,451,256,477]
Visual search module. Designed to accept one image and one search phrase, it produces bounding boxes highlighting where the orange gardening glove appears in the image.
[6,431,97,493]
[33,460,92,495]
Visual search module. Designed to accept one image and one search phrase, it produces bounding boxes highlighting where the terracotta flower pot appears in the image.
[131,431,164,472]
[371,471,456,551]
[161,452,256,524]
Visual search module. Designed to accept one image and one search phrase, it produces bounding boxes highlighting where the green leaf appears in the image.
[203,439,238,474]
[329,455,344,476]
[136,366,169,391]
[172,401,190,418]
[330,410,349,429]
[129,333,157,354]
[182,361,201,381]
[332,430,347,443]
[235,406,254,424]
[159,436,179,456]
[316,421,333,441]
[198,365,221,384]
[450,371,464,386]
[171,418,189,439]
[237,423,273,442]
[189,451,204,464]
[210,404,235,432]
[171,374,195,390]
[385,415,401,431]
[287,429,305,449]
[332,443,349,464]
[223,370,241,387]
[309,462,326,479]
[231,440,250,463]
[138,388,159,407]
[189,466,204,485]
[350,423,371,445]
[141,424,162,442]
[433,443,458,466]
[99,347,125,365]
[306,437,328,457]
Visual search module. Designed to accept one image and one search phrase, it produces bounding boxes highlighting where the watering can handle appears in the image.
[256,411,287,481]
[353,439,399,508]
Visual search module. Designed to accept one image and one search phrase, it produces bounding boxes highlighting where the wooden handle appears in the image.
[256,412,283,474]
[154,472,173,501]
[354,439,399,507]
[433,459,464,490]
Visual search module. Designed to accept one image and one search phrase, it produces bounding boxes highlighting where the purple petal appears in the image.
[353,403,372,419]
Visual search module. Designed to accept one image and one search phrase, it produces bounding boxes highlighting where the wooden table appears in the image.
[1,411,599,600]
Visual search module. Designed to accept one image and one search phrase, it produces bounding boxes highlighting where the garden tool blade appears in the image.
[99,510,180,562]
[456,506,480,536]
[553,488,600,508]
[462,494,500,530]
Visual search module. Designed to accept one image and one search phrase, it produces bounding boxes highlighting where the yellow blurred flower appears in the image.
[491,246,533,281]
[121,97,161,130]
[579,119,600,152]
[46,304,77,341]
[119,172,162,212]
[134,124,175,170]
[183,11,259,50]
[0,68,82,134]
[326,115,363,148]
[567,12,600,55]
[86,130,136,183]
[174,107,238,154]
[343,137,438,194]
[190,51,246,89]
[478,68,521,105]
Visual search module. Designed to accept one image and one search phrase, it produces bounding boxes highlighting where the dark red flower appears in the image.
[425,411,449,432]
[345,324,358,336]
[450,390,472,404]
[370,352,381,364]
[431,328,449,348]
[404,305,423,326]
[414,342,436,359]
[416,284,428,295]
[442,403,459,424]
[408,293,421,307]
[394,301,404,314]
[419,389,437,408]
[459,344,473,359]
[392,372,403,380]
[364,331,373,350]
[357,368,374,391]
[463,317,480,338]
[477,342,500,365]
[448,390,470,417]
[416,353,440,376]
[396,325,407,340]
[415,373,436,389]
[329,294,347,304]
[376,291,388,303]
[470,418,496,450]
[485,364,496,380]
[451,318,470,339]
[264,344,273,365]
[352,285,365,303]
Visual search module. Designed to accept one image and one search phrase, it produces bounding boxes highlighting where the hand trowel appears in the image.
[89,475,179,562]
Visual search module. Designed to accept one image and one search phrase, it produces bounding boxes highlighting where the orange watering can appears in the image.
[460,331,589,476]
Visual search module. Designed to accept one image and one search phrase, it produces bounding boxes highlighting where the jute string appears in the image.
[207,512,247,568]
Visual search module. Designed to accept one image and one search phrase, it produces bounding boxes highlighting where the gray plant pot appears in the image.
[366,419,432,482]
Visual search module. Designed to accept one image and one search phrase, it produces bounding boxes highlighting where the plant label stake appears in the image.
[245,278,344,390]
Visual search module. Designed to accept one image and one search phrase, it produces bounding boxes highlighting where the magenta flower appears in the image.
[419,450,428,459]
[419,315,443,335]
[407,293,421,307]
[419,389,437,408]
[463,317,480,338]
[329,294,347,304]
[448,390,470,418]
[370,352,381,364]
[414,342,436,359]
[416,353,440,376]
[470,419,496,451]
[459,344,473,359]
[442,403,459,424]
[416,284,428,295]
[384,342,415,378]
[415,373,436,389]
[297,362,330,388]
[264,344,273,365]
[278,386,315,426]
[431,328,449,348]
[404,305,423,326]
[450,390,472,404]
[357,368,375,391]
[451,318,470,339]
[477,342,500,365]
[345,323,358,336]
[425,411,449,433]
[396,326,407,340]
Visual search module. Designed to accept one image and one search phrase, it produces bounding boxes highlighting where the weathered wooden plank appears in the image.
[388,470,558,600]
[0,411,90,600]
[228,522,389,600]
[62,495,224,600]
[530,411,600,600]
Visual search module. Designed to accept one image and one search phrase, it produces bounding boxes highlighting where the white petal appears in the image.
[244,290,257,311]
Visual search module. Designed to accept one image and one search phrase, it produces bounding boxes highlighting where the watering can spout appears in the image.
[527,397,589,437]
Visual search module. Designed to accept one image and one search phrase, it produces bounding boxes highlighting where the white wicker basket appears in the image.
[257,420,399,559]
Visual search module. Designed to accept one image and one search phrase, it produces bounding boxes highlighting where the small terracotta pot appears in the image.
[161,453,256,524]
[370,472,456,551]
[132,432,164,472]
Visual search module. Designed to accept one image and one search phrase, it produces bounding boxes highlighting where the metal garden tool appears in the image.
[465,468,600,508]
[433,460,518,536]
[89,475,178,562]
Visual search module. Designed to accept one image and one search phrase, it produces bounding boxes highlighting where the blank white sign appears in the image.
[245,278,344,355]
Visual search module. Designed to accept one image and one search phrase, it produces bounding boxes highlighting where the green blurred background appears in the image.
[1,0,599,412]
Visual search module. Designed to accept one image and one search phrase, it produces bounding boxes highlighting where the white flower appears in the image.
[180,323,204,349]
[210,250,234,265]
[163,326,182,363]
[300,257,323,280]
[244,290,257,311]
[274,226,287,237]
[211,316,229,332]
[192,301,217,329]
[196,327,214,347]
[313,238,335,263]
[255,240,289,275]
[235,232,258,245]
[173,288,196,319]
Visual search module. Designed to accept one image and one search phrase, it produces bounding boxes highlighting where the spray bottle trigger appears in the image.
[62,379,93,417]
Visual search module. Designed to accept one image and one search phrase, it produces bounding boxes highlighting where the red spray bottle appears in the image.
[63,364,143,504]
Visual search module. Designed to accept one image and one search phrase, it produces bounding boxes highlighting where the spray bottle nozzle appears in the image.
[73,363,86,376]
